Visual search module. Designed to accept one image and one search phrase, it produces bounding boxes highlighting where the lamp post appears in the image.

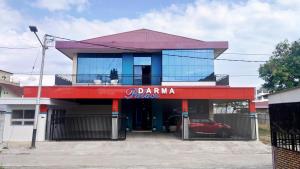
[29,26,49,148]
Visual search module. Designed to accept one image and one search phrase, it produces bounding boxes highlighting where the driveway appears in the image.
[0,133,272,169]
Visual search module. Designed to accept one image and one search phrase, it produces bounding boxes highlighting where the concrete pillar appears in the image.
[0,111,5,143]
[254,113,259,141]
[37,105,48,141]
[72,54,77,84]
[45,109,52,140]
[249,100,256,113]
[208,100,214,120]
[249,100,259,141]
[112,99,119,140]
[37,113,47,141]
[182,99,189,140]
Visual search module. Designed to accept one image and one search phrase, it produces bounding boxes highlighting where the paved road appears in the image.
[0,133,272,169]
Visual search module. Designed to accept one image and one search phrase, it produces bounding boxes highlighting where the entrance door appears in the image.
[133,100,152,130]
[134,65,151,85]
[142,65,151,85]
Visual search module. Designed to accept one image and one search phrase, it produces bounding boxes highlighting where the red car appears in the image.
[188,119,232,138]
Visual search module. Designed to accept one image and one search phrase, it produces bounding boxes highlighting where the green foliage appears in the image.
[259,39,300,93]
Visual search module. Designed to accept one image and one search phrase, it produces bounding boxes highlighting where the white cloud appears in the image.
[34,0,89,12]
[1,0,300,87]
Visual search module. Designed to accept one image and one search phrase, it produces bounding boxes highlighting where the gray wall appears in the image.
[0,111,4,143]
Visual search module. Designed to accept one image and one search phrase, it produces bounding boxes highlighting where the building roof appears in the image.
[0,69,13,74]
[255,101,268,109]
[269,86,300,104]
[56,29,228,59]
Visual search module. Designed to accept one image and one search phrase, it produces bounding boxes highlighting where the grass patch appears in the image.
[259,123,271,144]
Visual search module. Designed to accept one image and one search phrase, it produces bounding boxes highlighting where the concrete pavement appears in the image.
[0,133,272,169]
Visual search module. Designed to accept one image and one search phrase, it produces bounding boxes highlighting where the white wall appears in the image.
[0,85,19,98]
[3,112,34,141]
[161,81,216,86]
[0,111,5,143]
[2,105,47,142]
[0,71,12,81]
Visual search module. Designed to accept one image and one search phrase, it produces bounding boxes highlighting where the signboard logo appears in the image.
[125,87,175,99]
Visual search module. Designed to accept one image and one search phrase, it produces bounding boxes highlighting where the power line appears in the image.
[183,50,271,56]
[11,72,260,77]
[222,52,270,56]
[0,45,270,58]
[0,35,270,63]
[49,34,268,63]
[0,46,40,49]
[230,75,260,77]
[30,48,41,74]
[164,54,267,63]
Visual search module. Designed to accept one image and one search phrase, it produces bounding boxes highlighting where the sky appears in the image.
[0,0,300,87]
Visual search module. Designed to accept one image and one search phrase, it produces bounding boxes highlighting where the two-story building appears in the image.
[1,29,257,141]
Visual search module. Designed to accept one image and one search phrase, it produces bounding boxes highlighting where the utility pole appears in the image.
[29,26,50,148]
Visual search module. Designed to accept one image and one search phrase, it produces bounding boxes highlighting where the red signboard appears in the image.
[23,86,255,100]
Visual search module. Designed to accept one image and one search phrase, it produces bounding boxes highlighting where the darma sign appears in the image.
[125,87,175,99]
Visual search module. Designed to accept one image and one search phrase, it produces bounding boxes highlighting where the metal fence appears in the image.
[257,113,270,125]
[187,113,257,140]
[270,102,300,152]
[55,74,230,86]
[50,113,126,140]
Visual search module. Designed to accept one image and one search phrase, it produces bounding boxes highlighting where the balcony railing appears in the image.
[55,74,229,86]
[0,77,20,86]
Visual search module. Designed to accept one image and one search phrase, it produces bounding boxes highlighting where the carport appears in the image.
[23,86,258,141]
[46,99,126,140]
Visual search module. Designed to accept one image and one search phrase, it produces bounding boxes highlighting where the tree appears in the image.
[259,39,300,93]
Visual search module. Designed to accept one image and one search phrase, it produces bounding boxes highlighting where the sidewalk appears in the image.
[0,133,272,169]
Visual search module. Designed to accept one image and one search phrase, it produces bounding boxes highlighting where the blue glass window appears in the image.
[77,53,122,83]
[162,50,214,82]
[134,56,151,65]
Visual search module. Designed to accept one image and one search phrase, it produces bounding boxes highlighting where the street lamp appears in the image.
[29,25,49,148]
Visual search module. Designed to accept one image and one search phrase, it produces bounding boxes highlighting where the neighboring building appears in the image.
[1,29,257,141]
[0,70,22,98]
[0,70,22,142]
[256,87,269,102]
[269,87,300,168]
[0,104,5,143]
[255,87,269,114]
[255,87,269,124]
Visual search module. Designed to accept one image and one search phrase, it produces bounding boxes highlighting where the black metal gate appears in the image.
[187,113,257,140]
[49,112,126,140]
[270,102,300,152]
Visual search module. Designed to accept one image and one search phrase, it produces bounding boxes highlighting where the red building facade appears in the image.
[23,29,257,140]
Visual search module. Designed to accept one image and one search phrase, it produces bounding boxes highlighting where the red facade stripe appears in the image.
[182,99,188,112]
[40,105,48,112]
[249,101,256,112]
[112,99,119,112]
[23,86,255,100]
